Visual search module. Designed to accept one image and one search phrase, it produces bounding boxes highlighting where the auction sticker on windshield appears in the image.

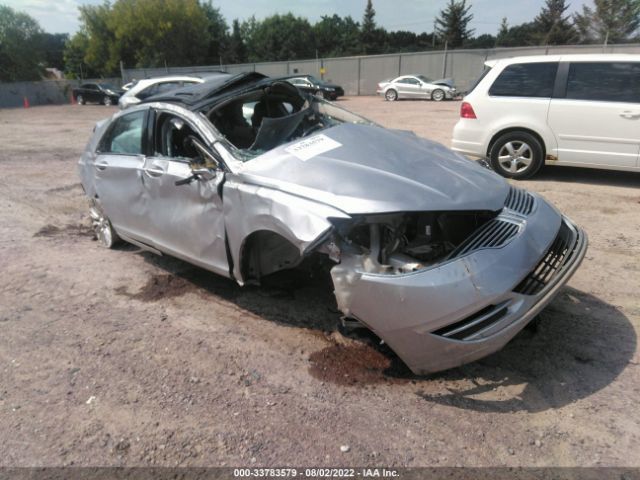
[285,134,342,161]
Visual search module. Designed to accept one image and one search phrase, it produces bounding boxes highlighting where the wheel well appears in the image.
[487,128,546,159]
[240,230,302,283]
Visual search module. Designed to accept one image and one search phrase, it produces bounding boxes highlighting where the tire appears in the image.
[431,89,445,101]
[89,199,120,248]
[385,89,398,101]
[489,131,544,180]
[315,90,325,99]
[77,95,84,105]
[103,96,113,106]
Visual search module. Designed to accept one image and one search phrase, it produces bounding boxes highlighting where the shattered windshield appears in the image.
[205,81,372,161]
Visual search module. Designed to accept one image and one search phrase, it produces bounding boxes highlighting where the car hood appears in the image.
[237,123,508,215]
[432,78,455,88]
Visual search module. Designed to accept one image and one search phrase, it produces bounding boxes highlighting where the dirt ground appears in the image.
[1,98,639,468]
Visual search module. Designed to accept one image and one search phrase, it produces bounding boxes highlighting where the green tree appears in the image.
[78,2,114,75]
[464,33,496,48]
[498,22,539,47]
[243,14,315,62]
[314,15,361,57]
[201,1,228,64]
[533,0,577,45]
[574,0,640,43]
[360,0,386,54]
[109,0,210,70]
[496,17,509,46]
[40,33,68,70]
[226,19,247,64]
[63,31,95,78]
[435,0,474,48]
[0,4,45,81]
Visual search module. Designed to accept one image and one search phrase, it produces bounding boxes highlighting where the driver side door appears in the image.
[142,109,229,277]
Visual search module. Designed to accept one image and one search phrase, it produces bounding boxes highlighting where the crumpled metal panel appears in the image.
[329,197,585,375]
[238,123,509,214]
[222,176,350,284]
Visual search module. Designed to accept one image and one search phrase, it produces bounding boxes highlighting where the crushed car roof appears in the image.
[141,72,268,108]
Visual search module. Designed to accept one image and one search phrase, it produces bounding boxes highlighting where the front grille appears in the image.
[514,221,578,295]
[448,219,520,258]
[505,186,535,215]
[432,302,510,341]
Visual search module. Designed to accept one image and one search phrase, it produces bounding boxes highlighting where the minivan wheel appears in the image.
[431,89,445,101]
[489,131,544,180]
[89,200,120,248]
[385,89,398,101]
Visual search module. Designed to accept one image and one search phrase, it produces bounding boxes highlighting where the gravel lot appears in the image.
[1,97,639,468]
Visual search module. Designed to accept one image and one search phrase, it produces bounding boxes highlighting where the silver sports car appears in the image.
[79,73,587,374]
[377,74,457,102]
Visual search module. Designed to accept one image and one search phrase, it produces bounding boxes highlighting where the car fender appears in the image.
[222,176,350,284]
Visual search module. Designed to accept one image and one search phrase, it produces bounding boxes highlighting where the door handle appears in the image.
[620,111,640,119]
[95,161,108,171]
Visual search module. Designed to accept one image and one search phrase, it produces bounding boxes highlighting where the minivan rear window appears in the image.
[489,62,558,98]
[467,66,491,94]
[566,62,640,103]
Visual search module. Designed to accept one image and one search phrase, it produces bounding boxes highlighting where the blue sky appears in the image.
[4,0,590,35]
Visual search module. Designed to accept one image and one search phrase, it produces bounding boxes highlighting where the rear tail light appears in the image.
[460,102,477,119]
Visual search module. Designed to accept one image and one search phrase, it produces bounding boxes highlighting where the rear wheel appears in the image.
[385,89,398,101]
[89,199,120,248]
[77,95,85,105]
[489,131,544,180]
[431,89,445,101]
[103,96,113,106]
[315,90,325,99]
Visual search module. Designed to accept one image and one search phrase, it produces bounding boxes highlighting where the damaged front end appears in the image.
[318,189,587,375]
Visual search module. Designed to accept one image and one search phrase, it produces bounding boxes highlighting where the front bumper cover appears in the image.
[331,197,588,375]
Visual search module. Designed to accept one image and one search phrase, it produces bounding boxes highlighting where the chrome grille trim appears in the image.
[448,219,520,259]
[505,186,535,216]
[514,220,579,296]
[431,301,510,341]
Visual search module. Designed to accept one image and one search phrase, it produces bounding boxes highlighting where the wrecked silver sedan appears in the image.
[78,73,587,374]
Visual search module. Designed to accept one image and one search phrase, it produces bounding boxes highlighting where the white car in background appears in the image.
[452,54,640,179]
[377,75,457,102]
[118,76,204,109]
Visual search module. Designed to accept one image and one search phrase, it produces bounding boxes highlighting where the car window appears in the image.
[467,66,492,94]
[154,112,206,162]
[99,110,145,155]
[566,62,640,103]
[489,62,558,98]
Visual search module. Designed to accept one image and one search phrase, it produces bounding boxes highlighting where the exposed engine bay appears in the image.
[324,211,497,275]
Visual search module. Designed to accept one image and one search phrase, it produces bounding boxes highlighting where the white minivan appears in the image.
[452,54,640,179]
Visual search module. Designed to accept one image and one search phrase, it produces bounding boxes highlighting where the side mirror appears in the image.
[187,136,221,170]
[191,167,217,181]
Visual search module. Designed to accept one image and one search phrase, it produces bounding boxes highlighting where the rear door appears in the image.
[548,61,640,168]
[93,109,151,241]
